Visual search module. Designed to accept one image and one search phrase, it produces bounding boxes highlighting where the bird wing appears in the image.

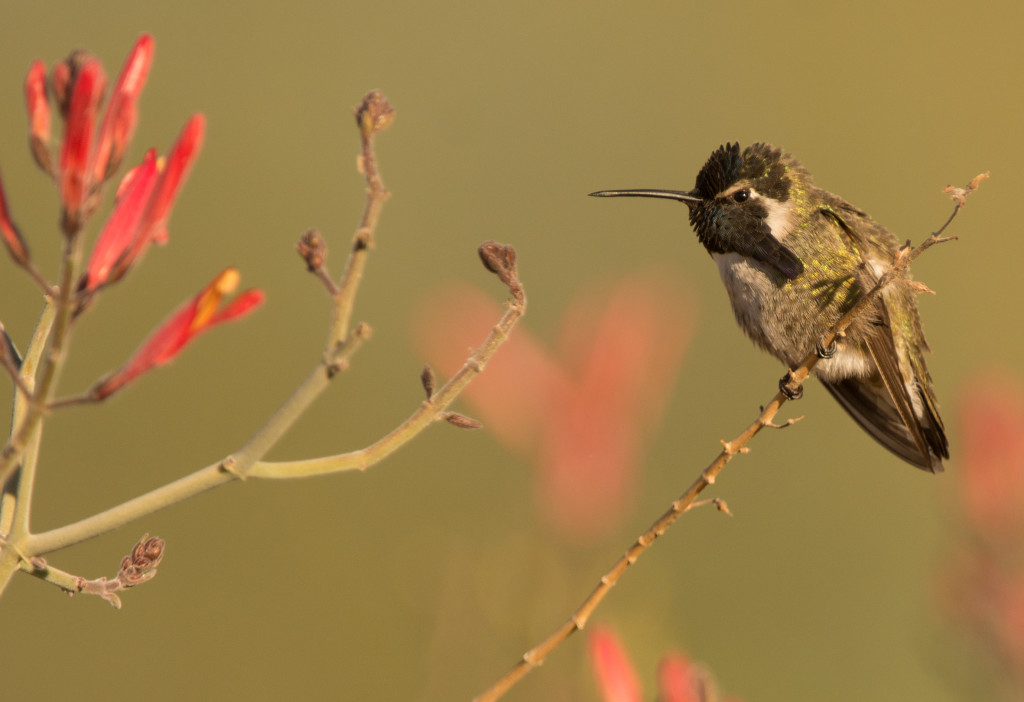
[819,202,947,472]
[821,374,942,472]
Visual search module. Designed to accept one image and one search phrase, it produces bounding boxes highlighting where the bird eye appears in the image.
[732,189,750,203]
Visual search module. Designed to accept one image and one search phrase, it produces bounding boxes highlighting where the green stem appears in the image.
[25,286,523,554]
[26,461,230,555]
[329,131,389,347]
[0,235,83,488]
[253,291,524,479]
[0,301,57,537]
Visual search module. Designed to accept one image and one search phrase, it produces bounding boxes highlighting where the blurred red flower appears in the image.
[589,627,642,702]
[588,626,735,702]
[958,371,1024,537]
[941,368,1024,698]
[414,271,693,542]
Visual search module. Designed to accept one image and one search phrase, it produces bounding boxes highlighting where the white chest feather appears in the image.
[712,252,773,324]
[710,251,875,379]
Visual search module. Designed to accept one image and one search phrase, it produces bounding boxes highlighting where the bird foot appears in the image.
[815,338,838,359]
[779,371,803,400]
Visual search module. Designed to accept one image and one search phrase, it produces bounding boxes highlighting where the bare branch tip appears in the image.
[421,364,436,400]
[712,497,733,516]
[355,91,395,138]
[943,171,989,207]
[478,240,520,292]
[297,229,327,271]
[906,280,937,295]
[351,322,373,342]
[444,412,483,430]
[117,533,165,589]
[764,414,805,429]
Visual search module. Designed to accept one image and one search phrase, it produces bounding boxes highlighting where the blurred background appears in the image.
[1,1,1022,700]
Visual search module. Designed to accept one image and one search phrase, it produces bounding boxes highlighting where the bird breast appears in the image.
[711,251,875,380]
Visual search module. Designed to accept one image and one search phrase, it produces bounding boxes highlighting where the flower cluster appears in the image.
[1,35,263,401]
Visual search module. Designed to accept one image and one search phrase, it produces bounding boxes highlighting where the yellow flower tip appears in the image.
[215,267,241,294]
[192,268,240,329]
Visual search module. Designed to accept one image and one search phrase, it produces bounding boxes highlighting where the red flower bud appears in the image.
[92,268,264,399]
[80,150,160,293]
[588,628,642,702]
[0,169,29,266]
[104,114,205,285]
[24,60,52,174]
[90,34,154,183]
[59,58,106,234]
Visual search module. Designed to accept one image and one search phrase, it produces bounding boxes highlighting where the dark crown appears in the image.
[693,142,805,202]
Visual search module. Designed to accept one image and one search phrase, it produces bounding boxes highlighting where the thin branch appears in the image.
[296,229,339,295]
[328,91,394,348]
[0,298,60,593]
[251,252,524,478]
[0,348,34,402]
[472,180,980,702]
[20,533,164,608]
[24,264,522,555]
[0,301,57,539]
[20,261,56,298]
[0,232,83,489]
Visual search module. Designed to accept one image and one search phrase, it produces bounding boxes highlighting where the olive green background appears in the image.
[1,1,1020,700]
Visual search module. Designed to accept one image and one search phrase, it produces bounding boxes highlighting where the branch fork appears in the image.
[1,72,526,604]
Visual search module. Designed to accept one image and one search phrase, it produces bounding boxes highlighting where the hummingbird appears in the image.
[591,142,948,472]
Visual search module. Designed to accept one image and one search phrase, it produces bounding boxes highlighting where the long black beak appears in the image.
[588,189,701,205]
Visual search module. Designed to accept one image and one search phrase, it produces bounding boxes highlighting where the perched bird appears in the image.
[591,142,948,472]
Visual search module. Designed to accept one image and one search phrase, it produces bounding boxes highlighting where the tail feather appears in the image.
[822,375,947,473]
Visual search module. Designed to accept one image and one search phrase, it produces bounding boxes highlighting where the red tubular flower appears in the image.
[658,654,708,702]
[104,114,205,286]
[940,370,1024,693]
[589,628,737,702]
[59,58,106,233]
[79,115,205,300]
[588,628,642,702]
[139,114,205,245]
[0,169,29,266]
[80,150,160,294]
[90,34,154,183]
[92,268,264,400]
[959,372,1024,536]
[24,59,52,174]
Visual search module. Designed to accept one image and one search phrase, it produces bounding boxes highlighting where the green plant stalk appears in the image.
[0,301,57,538]
[0,240,82,595]
[21,331,367,556]
[23,285,522,555]
[0,235,83,488]
[251,291,525,478]
[329,131,389,348]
